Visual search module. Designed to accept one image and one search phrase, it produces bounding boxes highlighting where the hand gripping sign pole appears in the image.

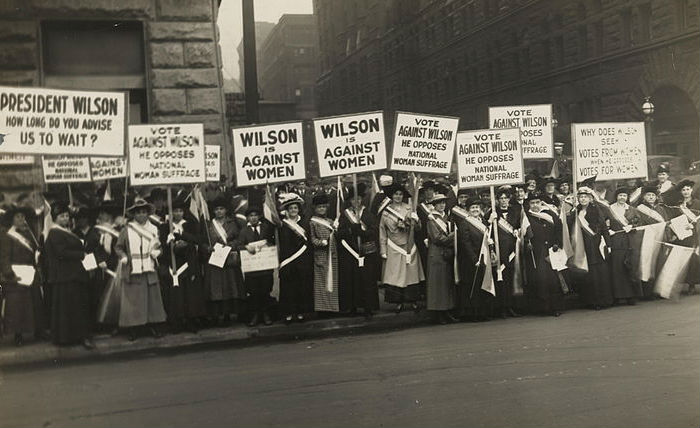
[490,186,503,282]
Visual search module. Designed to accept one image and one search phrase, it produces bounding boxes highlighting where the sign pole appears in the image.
[166,187,179,287]
[490,186,503,282]
[407,173,421,256]
[352,173,362,250]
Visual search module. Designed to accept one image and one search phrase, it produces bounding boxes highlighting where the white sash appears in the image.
[212,218,229,243]
[679,205,700,223]
[172,219,186,235]
[430,213,449,235]
[659,180,673,194]
[384,205,406,222]
[377,197,391,215]
[7,227,34,253]
[529,211,555,225]
[344,207,366,230]
[629,187,642,204]
[638,204,665,223]
[541,201,560,214]
[451,206,469,221]
[128,222,157,241]
[312,216,335,293]
[341,239,365,267]
[50,224,82,241]
[387,238,417,265]
[497,217,517,237]
[283,218,307,240]
[310,216,334,232]
[609,203,630,228]
[149,214,164,226]
[578,209,607,259]
[279,244,307,269]
[127,221,157,274]
[95,224,119,238]
[465,215,488,234]
[419,202,433,216]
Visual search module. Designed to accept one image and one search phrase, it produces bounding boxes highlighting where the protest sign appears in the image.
[205,144,221,182]
[390,112,459,174]
[0,86,126,156]
[313,111,386,177]
[572,122,647,182]
[489,104,553,159]
[232,121,305,186]
[455,128,524,189]
[128,124,205,186]
[240,245,279,273]
[42,155,91,183]
[90,157,127,181]
[0,154,33,165]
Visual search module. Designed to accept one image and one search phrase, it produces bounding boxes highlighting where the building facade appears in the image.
[259,14,320,119]
[314,0,700,162]
[0,0,230,196]
[237,21,275,89]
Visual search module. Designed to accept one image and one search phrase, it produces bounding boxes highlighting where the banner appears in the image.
[313,111,386,177]
[90,157,127,180]
[572,122,647,182]
[390,112,459,174]
[42,155,91,183]
[232,121,305,186]
[205,144,220,182]
[489,104,553,159]
[455,128,524,189]
[0,154,33,165]
[128,124,205,186]
[0,86,126,156]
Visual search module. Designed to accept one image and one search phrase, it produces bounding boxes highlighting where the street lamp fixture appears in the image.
[552,117,558,128]
[642,96,654,155]
[642,97,655,116]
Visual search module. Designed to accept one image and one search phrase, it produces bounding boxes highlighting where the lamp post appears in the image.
[642,96,655,155]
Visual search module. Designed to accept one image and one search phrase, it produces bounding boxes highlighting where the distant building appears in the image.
[258,14,320,120]
[237,21,275,91]
[314,0,700,162]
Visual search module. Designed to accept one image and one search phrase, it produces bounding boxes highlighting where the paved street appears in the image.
[1,296,698,428]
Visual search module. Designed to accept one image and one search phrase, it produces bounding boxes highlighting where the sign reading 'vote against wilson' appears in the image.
[313,112,387,177]
[455,128,524,189]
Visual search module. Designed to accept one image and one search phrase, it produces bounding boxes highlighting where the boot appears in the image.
[262,311,273,326]
[248,312,260,327]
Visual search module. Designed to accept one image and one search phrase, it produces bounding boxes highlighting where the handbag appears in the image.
[360,240,378,255]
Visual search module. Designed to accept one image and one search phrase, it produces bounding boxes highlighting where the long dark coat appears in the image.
[487,206,521,310]
[524,210,565,314]
[278,217,313,315]
[452,208,490,315]
[201,218,244,303]
[607,204,643,299]
[426,212,456,311]
[44,226,90,345]
[0,227,45,334]
[337,207,380,312]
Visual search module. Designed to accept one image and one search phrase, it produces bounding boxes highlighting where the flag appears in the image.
[370,173,380,198]
[637,222,666,282]
[547,159,560,179]
[513,205,530,293]
[560,201,574,259]
[42,197,53,240]
[654,242,694,298]
[479,224,495,296]
[194,186,210,221]
[103,181,112,201]
[188,187,200,220]
[264,183,281,227]
[568,213,589,272]
[335,176,343,222]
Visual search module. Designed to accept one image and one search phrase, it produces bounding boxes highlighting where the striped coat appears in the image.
[309,216,339,312]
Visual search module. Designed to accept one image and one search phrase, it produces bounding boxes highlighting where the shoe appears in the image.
[263,312,273,326]
[446,313,459,323]
[296,314,305,322]
[438,314,448,325]
[82,338,96,350]
[14,333,23,347]
[507,308,521,317]
[247,313,260,327]
[127,331,137,341]
[594,305,602,311]
[284,315,293,325]
[395,304,404,314]
[552,311,562,317]
[412,303,420,313]
[150,326,163,338]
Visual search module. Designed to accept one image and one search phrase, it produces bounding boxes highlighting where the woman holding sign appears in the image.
[202,196,243,326]
[0,205,46,346]
[379,183,424,312]
[278,193,313,323]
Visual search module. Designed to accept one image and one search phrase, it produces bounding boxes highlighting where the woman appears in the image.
[675,179,699,294]
[159,197,207,333]
[44,202,94,348]
[425,193,456,324]
[379,183,424,313]
[278,193,313,323]
[0,205,46,346]
[569,187,613,309]
[607,187,643,305]
[309,193,339,313]
[337,184,380,318]
[115,198,167,341]
[202,195,243,325]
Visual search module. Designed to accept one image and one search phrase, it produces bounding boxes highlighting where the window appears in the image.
[578,25,588,60]
[638,3,652,41]
[41,20,147,122]
[620,9,632,47]
[675,0,688,31]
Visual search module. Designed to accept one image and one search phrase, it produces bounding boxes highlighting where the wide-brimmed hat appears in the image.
[641,185,658,196]
[384,183,410,198]
[2,204,35,226]
[421,180,436,190]
[614,186,630,197]
[677,179,695,190]
[312,193,329,206]
[127,198,154,214]
[465,196,483,208]
[542,176,559,187]
[525,191,543,203]
[171,195,189,211]
[279,192,304,210]
[577,186,595,196]
[51,201,71,219]
[245,206,262,216]
[208,195,229,212]
[429,193,448,204]
[457,188,471,197]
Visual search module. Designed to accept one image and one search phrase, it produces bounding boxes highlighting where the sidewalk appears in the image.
[0,293,590,369]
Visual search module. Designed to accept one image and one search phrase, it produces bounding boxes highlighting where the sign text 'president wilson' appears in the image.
[313,112,387,177]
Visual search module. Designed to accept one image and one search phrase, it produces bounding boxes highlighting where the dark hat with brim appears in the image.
[642,185,658,196]
[171,196,189,211]
[465,196,483,208]
[542,176,559,186]
[146,188,167,202]
[384,183,411,198]
[51,201,71,219]
[677,179,695,190]
[614,186,630,197]
[209,195,229,211]
[525,191,543,204]
[346,183,367,199]
[656,164,670,175]
[457,188,471,196]
[2,204,35,226]
[429,193,448,205]
[245,206,262,216]
[127,198,154,214]
[312,193,329,206]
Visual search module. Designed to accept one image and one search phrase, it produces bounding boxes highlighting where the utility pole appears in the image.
[242,0,259,124]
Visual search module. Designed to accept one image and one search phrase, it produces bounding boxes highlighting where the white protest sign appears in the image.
[390,112,459,174]
[0,154,33,165]
[572,122,647,182]
[42,156,92,183]
[205,145,221,182]
[232,121,305,186]
[489,104,553,159]
[128,124,205,186]
[90,157,127,180]
[240,245,279,273]
[455,128,524,189]
[313,111,386,177]
[0,86,126,156]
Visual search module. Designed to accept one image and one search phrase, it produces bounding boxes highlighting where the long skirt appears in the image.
[279,262,313,315]
[338,254,380,312]
[382,245,424,304]
[456,265,493,316]
[313,248,339,312]
[162,268,208,320]
[610,248,642,299]
[3,283,45,335]
[579,262,614,307]
[50,281,91,345]
[119,272,167,327]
